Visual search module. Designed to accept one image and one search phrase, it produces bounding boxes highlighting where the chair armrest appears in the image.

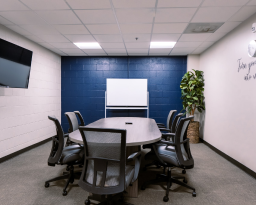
[180,138,189,144]
[157,123,165,126]
[162,133,175,141]
[64,133,69,138]
[127,151,142,183]
[160,139,175,146]
[159,128,171,132]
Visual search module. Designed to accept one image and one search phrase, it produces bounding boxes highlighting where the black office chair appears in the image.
[143,112,184,171]
[45,116,84,196]
[141,116,196,202]
[65,112,80,146]
[78,127,141,205]
[157,110,177,129]
[74,111,85,126]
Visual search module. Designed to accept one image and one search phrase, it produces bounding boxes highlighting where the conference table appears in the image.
[69,117,162,197]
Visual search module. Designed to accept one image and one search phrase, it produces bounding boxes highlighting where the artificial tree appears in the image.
[180,69,205,143]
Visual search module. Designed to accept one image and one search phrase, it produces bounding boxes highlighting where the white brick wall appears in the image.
[0,25,61,158]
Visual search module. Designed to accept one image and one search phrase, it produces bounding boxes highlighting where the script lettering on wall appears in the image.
[237,58,256,81]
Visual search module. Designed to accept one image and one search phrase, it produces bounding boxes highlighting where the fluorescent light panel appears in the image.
[74,42,101,49]
[150,42,176,48]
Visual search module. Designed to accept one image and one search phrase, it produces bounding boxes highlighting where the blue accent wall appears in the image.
[61,56,187,132]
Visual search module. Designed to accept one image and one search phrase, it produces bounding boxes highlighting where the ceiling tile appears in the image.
[59,48,84,54]
[37,42,55,49]
[155,8,197,23]
[115,9,154,23]
[100,42,125,48]
[88,53,108,56]
[127,48,148,53]
[151,34,181,41]
[153,23,188,33]
[216,22,241,33]
[202,0,248,7]
[24,35,45,42]
[192,47,208,54]
[108,53,127,56]
[0,11,45,25]
[191,7,240,22]
[205,32,227,41]
[123,34,151,42]
[149,48,171,54]
[38,34,70,43]
[86,24,120,34]
[55,25,89,35]
[49,43,77,49]
[175,42,202,48]
[112,0,156,8]
[66,0,111,9]
[248,0,256,5]
[6,25,32,35]
[179,34,212,41]
[94,35,123,42]
[158,0,202,7]
[0,0,29,11]
[82,49,106,54]
[68,53,87,56]
[36,11,81,24]
[20,0,69,10]
[75,10,116,24]
[228,6,256,22]
[104,48,127,53]
[49,48,66,55]
[64,35,95,42]
[0,16,14,25]
[199,41,215,47]
[125,42,150,48]
[120,24,152,34]
[21,25,59,35]
[149,53,169,56]
[172,47,196,53]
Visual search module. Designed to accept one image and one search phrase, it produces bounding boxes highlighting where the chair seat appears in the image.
[60,145,84,164]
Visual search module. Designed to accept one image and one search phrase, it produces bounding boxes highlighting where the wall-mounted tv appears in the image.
[0,38,33,89]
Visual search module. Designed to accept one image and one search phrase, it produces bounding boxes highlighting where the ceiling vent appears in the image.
[184,23,224,34]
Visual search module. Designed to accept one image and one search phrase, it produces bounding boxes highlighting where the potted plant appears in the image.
[180,69,205,143]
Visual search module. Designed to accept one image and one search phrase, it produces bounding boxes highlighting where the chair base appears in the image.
[85,193,134,205]
[45,165,81,196]
[141,168,196,202]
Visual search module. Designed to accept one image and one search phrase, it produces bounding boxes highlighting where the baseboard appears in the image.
[200,138,256,179]
[0,137,52,163]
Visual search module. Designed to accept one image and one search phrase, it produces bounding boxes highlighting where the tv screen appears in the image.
[0,38,33,88]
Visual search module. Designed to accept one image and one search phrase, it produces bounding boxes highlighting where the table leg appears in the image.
[125,145,141,198]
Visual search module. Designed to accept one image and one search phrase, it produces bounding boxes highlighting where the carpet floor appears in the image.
[0,141,256,205]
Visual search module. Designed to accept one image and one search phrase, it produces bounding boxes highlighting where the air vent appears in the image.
[184,23,224,34]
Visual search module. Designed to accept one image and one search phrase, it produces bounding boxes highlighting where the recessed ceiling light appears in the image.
[150,42,176,49]
[74,42,101,49]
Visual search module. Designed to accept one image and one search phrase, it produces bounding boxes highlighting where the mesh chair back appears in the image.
[78,127,126,195]
[171,113,183,133]
[174,116,194,167]
[166,110,177,129]
[65,112,79,133]
[47,116,65,166]
[74,111,85,126]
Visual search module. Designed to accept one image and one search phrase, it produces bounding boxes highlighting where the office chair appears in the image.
[78,127,141,205]
[141,116,196,202]
[143,112,184,171]
[65,112,79,146]
[45,116,84,196]
[157,110,177,129]
[74,111,85,126]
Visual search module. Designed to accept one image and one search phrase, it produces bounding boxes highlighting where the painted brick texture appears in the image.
[61,56,187,132]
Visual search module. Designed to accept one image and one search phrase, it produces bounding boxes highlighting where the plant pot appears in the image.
[187,121,199,144]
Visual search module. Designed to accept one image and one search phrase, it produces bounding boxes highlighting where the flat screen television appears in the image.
[0,38,33,88]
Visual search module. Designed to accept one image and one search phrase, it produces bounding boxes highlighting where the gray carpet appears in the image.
[0,142,256,205]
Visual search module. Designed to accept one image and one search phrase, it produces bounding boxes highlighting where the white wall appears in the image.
[199,14,256,172]
[0,25,61,158]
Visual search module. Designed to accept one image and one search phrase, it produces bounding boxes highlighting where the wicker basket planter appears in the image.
[187,121,199,144]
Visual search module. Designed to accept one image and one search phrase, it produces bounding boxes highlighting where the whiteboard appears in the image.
[106,79,148,106]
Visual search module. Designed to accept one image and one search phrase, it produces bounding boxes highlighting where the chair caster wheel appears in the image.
[62,191,67,196]
[85,199,90,205]
[141,186,146,190]
[192,191,196,197]
[163,196,169,202]
[182,169,186,174]
[183,179,187,184]
[44,182,49,188]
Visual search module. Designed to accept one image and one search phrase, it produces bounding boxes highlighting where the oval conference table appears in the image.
[69,117,162,198]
